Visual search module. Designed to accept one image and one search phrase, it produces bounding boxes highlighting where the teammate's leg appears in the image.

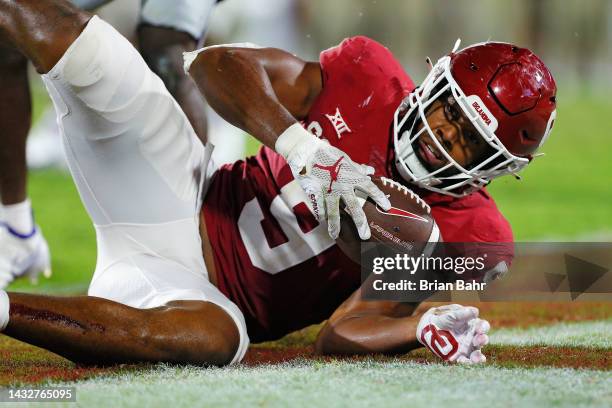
[138,0,217,144]
[2,292,238,365]
[0,41,51,288]
[0,47,29,206]
[138,25,208,144]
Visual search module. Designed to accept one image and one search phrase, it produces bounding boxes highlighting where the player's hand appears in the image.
[276,124,391,240]
[417,304,490,364]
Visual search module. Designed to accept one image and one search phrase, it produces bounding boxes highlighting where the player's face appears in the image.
[415,95,491,172]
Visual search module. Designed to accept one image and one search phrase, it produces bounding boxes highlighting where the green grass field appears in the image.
[2,313,611,407]
[2,91,611,407]
[45,361,612,408]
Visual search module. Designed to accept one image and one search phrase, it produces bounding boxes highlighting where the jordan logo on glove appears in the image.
[313,157,344,193]
[275,123,391,241]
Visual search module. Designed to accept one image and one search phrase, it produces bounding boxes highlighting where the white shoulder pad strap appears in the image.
[183,43,264,74]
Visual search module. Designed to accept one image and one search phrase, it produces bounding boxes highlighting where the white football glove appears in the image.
[417,304,490,364]
[276,123,391,240]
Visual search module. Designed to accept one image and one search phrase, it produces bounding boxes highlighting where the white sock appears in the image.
[2,199,34,235]
[0,291,9,332]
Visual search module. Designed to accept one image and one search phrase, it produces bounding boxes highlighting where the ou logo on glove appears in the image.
[420,324,459,360]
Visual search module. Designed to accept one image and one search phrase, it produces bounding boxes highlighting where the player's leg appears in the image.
[0,47,29,206]
[0,44,52,288]
[138,0,218,144]
[1,292,239,365]
[0,0,249,364]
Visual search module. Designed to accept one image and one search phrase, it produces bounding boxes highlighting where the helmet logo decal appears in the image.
[472,101,491,126]
[466,95,498,132]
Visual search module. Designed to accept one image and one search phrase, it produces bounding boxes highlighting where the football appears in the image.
[336,176,441,264]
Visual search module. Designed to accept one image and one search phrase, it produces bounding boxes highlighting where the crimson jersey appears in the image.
[203,36,513,342]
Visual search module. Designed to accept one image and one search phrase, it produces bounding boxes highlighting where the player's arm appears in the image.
[314,284,422,355]
[315,277,491,363]
[186,45,391,240]
[186,45,321,148]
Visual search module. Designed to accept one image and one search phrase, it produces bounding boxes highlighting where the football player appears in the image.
[0,0,556,365]
[0,0,221,288]
[183,35,555,361]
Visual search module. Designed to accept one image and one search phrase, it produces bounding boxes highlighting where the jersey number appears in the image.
[238,180,334,274]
